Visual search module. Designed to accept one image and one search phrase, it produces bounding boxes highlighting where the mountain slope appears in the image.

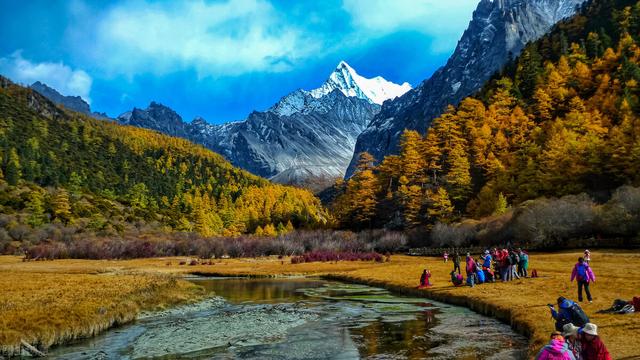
[30,81,109,119]
[333,0,640,229]
[345,0,585,177]
[117,62,410,187]
[0,76,329,236]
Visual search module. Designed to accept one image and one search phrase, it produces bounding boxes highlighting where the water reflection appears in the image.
[48,278,527,359]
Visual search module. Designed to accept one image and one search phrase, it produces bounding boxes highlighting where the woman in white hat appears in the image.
[562,323,582,360]
[579,323,611,360]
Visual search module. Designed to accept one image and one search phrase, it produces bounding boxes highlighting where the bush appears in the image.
[510,194,596,246]
[430,221,477,247]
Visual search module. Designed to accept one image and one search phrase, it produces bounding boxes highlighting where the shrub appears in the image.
[430,221,477,247]
[510,194,596,246]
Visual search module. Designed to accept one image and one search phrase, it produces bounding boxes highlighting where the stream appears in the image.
[48,277,527,359]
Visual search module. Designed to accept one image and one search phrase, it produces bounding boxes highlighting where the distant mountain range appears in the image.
[345,0,586,177]
[115,62,410,190]
[23,0,585,190]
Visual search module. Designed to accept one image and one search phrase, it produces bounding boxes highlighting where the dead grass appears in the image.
[1,251,638,358]
[0,259,204,355]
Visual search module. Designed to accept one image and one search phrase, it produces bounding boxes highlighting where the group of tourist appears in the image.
[536,323,610,360]
[445,248,530,287]
[421,249,616,358]
[538,251,610,359]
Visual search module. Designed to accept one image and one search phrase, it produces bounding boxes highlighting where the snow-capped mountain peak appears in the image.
[309,61,411,105]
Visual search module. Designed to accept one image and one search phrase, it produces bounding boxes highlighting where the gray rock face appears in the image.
[30,81,91,115]
[195,90,380,181]
[117,62,408,185]
[345,0,585,178]
[115,90,379,183]
[118,101,189,138]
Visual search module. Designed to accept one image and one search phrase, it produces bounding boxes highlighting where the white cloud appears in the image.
[0,51,93,103]
[342,0,480,52]
[90,0,319,77]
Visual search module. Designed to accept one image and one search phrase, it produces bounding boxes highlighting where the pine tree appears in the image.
[26,190,46,227]
[51,188,72,224]
[493,193,508,215]
[426,187,454,224]
[285,220,294,233]
[444,143,472,206]
[399,130,427,185]
[263,223,277,236]
[4,148,21,186]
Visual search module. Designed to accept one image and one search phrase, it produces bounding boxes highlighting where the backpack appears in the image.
[576,264,588,281]
[568,303,589,327]
[476,270,485,283]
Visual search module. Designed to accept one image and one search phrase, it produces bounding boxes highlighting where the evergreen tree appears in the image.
[51,188,72,224]
[26,190,46,227]
[5,148,21,186]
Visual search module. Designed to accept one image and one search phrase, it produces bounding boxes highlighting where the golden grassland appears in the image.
[1,251,639,358]
[0,258,205,355]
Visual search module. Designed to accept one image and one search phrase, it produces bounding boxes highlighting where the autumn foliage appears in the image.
[333,0,640,233]
[0,78,330,243]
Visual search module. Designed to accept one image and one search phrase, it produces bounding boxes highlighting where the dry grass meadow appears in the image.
[1,250,639,358]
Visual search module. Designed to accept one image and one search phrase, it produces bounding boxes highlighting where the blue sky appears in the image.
[0,0,479,123]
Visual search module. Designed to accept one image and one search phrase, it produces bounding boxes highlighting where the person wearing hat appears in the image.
[580,323,611,360]
[535,331,576,360]
[562,323,582,360]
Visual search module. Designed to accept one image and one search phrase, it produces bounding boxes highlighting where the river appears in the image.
[49,277,527,359]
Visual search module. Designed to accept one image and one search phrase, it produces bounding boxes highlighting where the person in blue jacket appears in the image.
[476,268,486,284]
[549,297,584,331]
[482,250,492,269]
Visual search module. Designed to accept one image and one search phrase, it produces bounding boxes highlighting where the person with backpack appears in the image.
[535,331,576,360]
[580,323,611,360]
[549,296,590,331]
[482,250,492,269]
[571,257,596,303]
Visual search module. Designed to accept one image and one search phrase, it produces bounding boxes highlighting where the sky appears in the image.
[0,0,480,124]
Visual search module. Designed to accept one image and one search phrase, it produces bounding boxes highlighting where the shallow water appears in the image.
[49,278,527,359]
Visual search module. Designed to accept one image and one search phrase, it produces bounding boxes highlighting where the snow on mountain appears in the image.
[309,61,411,105]
[115,62,403,188]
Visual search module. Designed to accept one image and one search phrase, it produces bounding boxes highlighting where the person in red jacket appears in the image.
[579,323,611,360]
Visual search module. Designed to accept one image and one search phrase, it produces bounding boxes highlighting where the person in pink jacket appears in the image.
[571,257,596,303]
[535,332,576,360]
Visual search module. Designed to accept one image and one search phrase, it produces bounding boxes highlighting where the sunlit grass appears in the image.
[1,251,638,358]
[0,259,204,355]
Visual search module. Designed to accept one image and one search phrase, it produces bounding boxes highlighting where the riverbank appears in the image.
[0,257,205,356]
[1,250,639,358]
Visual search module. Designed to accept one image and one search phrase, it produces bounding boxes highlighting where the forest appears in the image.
[332,0,640,237]
[0,76,330,255]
